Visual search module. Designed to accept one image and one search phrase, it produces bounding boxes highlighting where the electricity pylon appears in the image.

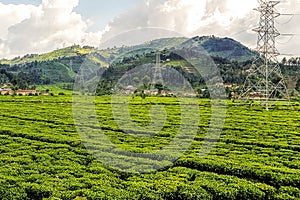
[240,0,289,110]
[153,51,163,84]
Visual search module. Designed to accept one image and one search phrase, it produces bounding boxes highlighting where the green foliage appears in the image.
[0,95,299,199]
[1,36,299,98]
[296,79,300,92]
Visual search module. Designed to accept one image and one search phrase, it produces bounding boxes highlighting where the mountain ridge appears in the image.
[1,35,298,96]
[0,35,257,65]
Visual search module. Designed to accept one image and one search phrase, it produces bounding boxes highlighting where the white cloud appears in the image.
[0,0,102,59]
[101,0,300,57]
[99,0,259,48]
[0,3,36,40]
[1,0,300,59]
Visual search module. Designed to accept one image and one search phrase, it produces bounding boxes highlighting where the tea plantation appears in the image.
[0,95,299,199]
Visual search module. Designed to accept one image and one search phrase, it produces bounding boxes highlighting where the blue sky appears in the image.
[0,0,141,31]
[75,0,141,31]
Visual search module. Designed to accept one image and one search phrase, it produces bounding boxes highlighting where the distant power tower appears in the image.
[153,51,163,84]
[240,0,289,110]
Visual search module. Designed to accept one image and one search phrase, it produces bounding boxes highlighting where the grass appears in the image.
[0,46,96,65]
[36,84,73,95]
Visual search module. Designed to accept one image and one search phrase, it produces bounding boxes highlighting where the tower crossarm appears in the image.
[239,0,290,110]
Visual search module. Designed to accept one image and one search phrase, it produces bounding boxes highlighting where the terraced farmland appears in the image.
[0,95,299,199]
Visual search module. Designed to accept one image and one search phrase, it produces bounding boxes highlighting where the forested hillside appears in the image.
[0,36,299,96]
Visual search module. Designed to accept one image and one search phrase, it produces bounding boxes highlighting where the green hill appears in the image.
[0,36,299,96]
[180,36,258,61]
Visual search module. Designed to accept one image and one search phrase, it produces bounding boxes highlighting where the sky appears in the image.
[0,0,300,59]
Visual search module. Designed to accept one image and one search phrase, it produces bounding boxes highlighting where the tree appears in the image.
[296,79,300,92]
[154,82,164,95]
[142,75,150,85]
[281,57,287,65]
[133,77,140,86]
[142,75,151,89]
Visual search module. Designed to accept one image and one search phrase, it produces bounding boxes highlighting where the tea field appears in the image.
[0,94,299,200]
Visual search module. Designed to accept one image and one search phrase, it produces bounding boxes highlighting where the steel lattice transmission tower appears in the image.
[240,0,289,110]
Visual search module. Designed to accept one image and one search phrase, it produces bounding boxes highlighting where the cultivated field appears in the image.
[0,95,299,199]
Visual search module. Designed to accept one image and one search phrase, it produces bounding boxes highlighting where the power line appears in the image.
[280,13,300,16]
[240,0,290,110]
[277,35,294,44]
[281,33,300,36]
[275,14,294,24]
[228,29,252,37]
[280,53,295,56]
